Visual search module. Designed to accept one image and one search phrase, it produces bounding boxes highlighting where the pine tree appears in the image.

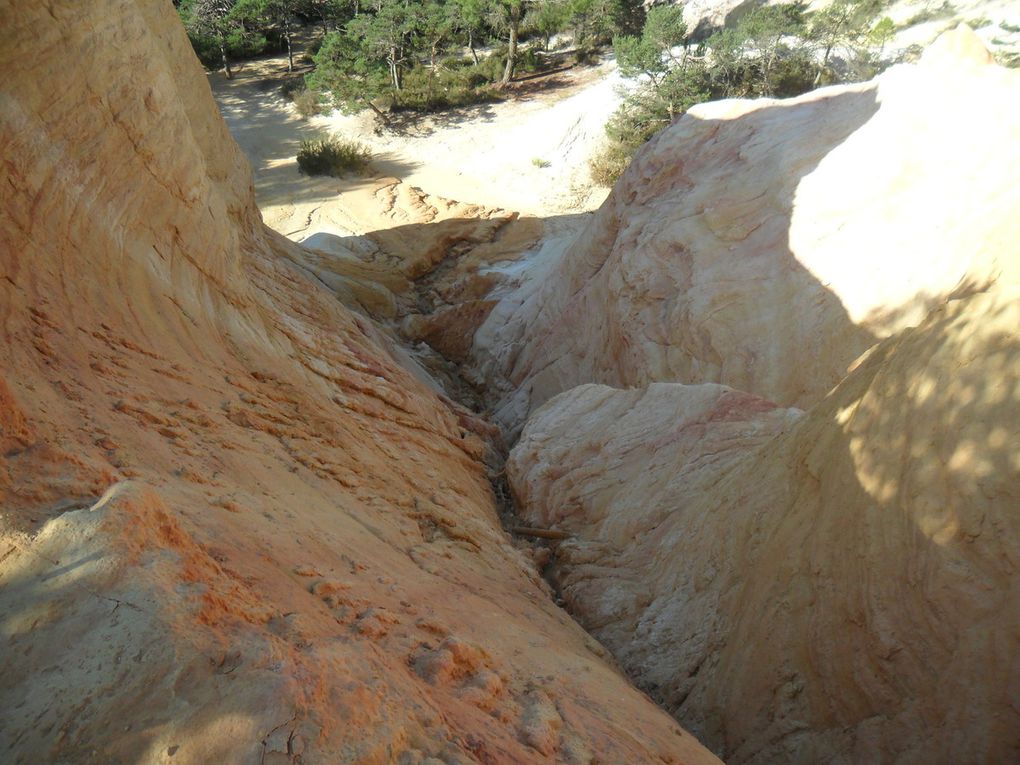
[180,0,241,78]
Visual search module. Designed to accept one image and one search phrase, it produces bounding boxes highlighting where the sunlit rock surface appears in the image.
[475,28,1020,432]
[0,2,721,763]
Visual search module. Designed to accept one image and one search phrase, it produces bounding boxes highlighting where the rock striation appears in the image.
[505,27,1020,765]
[0,2,720,764]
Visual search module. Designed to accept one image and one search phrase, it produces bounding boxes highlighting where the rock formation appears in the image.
[4,0,1018,761]
[505,28,1020,765]
[474,27,1020,433]
[0,2,720,763]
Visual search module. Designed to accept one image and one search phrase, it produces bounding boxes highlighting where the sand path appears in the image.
[210,52,625,244]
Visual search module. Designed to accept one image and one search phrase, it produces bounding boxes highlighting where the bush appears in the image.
[997,51,1020,69]
[588,142,633,186]
[293,89,324,119]
[574,40,600,66]
[476,50,508,82]
[296,136,371,176]
[280,78,305,100]
[519,48,543,73]
[384,62,506,113]
[281,79,325,120]
[440,55,473,71]
[448,66,492,89]
[905,2,956,26]
[185,30,273,70]
[770,52,817,97]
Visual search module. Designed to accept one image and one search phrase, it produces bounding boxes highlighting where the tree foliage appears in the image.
[232,0,301,71]
[615,6,706,119]
[593,0,891,186]
[807,0,892,83]
[178,0,352,75]
[179,0,245,78]
[177,0,663,128]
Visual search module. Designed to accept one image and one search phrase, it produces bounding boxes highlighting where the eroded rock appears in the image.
[475,27,1020,432]
[0,2,718,763]
[506,29,1020,765]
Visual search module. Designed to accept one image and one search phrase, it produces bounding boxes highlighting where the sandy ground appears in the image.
[210,52,626,245]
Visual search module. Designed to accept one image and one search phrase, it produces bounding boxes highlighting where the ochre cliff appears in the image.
[504,27,1020,765]
[0,2,720,763]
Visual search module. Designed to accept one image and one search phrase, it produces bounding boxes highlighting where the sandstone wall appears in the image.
[0,2,718,763]
[509,286,1020,762]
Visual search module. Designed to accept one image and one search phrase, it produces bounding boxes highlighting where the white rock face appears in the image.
[504,27,1020,765]
[474,27,1020,433]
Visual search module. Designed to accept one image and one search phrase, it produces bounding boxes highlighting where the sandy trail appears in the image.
[210,52,624,244]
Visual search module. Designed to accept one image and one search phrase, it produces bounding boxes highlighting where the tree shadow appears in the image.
[692,283,1020,763]
[383,101,501,138]
[505,73,578,101]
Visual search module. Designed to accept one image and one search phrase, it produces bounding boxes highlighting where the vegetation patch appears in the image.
[904,1,957,27]
[591,0,896,186]
[295,88,325,118]
[587,143,632,186]
[305,0,648,117]
[296,136,372,176]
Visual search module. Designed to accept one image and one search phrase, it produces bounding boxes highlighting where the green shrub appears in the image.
[905,1,956,26]
[574,40,600,65]
[385,62,505,112]
[281,79,325,120]
[519,48,543,73]
[185,29,272,69]
[448,66,492,89]
[770,53,817,97]
[475,50,508,82]
[440,55,473,71]
[997,51,1020,69]
[296,136,371,176]
[531,157,551,168]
